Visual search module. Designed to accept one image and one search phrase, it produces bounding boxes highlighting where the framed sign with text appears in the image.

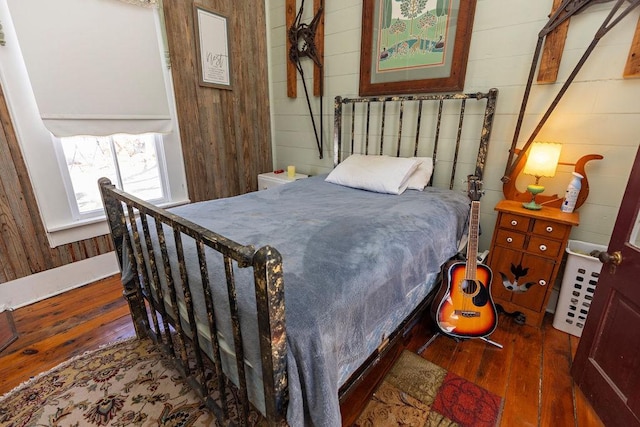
[194,4,232,90]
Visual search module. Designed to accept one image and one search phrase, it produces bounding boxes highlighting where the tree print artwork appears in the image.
[359,0,475,94]
[377,0,451,72]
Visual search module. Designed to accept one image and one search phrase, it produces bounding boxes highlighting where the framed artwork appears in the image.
[194,4,232,90]
[359,0,477,96]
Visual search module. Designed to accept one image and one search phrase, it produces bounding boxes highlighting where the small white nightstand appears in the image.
[257,171,308,191]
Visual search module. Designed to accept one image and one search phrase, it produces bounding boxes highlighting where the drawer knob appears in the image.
[539,244,547,251]
[506,237,513,243]
[511,220,518,226]
[539,279,547,286]
[546,226,553,233]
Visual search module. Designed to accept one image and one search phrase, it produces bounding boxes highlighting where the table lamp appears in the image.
[522,141,562,210]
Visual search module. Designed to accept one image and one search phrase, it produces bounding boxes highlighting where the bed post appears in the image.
[253,245,288,425]
[473,88,499,182]
[333,95,343,167]
[98,177,148,338]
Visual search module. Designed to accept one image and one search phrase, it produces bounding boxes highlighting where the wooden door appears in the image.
[571,146,640,426]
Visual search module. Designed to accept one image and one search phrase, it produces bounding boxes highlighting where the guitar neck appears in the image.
[466,201,480,280]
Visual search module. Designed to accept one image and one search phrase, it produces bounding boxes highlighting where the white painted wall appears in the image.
[267,0,640,250]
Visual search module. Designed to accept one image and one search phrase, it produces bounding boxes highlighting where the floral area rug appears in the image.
[354,350,503,427]
[0,337,260,426]
[0,338,501,426]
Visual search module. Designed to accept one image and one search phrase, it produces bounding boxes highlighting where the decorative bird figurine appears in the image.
[500,263,536,292]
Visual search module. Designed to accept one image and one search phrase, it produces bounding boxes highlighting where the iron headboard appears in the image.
[333,88,498,191]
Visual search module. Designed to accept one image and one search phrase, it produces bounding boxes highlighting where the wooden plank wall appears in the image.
[163,0,272,202]
[0,86,114,283]
[0,1,272,283]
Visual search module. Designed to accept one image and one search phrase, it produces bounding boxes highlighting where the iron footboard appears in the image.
[99,177,287,426]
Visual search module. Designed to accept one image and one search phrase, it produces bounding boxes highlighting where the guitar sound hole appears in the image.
[462,279,478,295]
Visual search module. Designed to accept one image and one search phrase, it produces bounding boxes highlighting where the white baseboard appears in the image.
[0,252,119,311]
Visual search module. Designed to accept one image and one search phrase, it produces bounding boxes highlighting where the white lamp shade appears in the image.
[523,142,562,178]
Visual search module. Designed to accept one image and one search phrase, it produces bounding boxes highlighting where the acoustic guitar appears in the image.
[432,177,498,339]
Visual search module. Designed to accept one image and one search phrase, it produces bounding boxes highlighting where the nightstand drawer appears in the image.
[495,229,526,248]
[527,235,562,258]
[532,219,569,240]
[499,213,531,232]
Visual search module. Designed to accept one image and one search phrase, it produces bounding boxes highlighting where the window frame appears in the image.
[53,133,171,221]
[0,0,189,248]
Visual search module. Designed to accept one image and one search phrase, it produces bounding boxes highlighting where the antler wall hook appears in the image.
[286,0,325,159]
[288,4,323,68]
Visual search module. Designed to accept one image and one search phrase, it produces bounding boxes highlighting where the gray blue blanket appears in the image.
[141,175,470,426]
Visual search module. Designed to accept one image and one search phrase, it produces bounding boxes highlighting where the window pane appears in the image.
[60,136,117,213]
[59,134,166,216]
[113,134,164,201]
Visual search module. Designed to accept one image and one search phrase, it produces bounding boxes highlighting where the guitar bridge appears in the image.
[454,310,481,318]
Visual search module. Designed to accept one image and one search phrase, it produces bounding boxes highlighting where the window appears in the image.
[7,0,172,138]
[0,0,189,248]
[55,134,169,218]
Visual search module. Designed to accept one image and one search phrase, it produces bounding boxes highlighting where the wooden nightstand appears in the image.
[257,171,308,191]
[486,200,579,327]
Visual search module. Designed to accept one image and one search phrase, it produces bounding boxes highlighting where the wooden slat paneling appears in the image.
[538,0,570,83]
[0,87,48,277]
[0,83,114,284]
[313,0,324,97]
[162,0,272,202]
[286,0,297,98]
[624,14,640,78]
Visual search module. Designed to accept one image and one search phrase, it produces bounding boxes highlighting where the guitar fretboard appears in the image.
[465,201,480,281]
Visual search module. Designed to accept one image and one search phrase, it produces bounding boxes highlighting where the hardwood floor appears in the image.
[0,275,604,426]
[0,275,136,395]
[414,316,604,427]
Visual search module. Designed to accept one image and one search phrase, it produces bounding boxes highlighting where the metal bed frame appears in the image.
[99,88,498,426]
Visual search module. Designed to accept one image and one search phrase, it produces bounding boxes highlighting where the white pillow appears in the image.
[325,154,420,195]
[406,157,434,191]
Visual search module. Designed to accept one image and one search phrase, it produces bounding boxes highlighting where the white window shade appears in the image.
[7,0,171,137]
